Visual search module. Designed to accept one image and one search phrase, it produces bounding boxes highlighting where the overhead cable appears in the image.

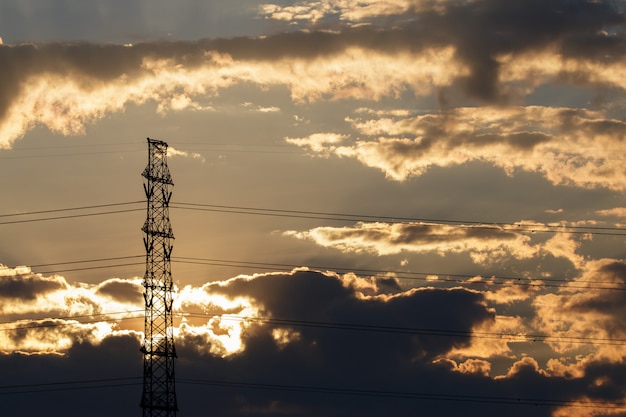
[171,202,626,237]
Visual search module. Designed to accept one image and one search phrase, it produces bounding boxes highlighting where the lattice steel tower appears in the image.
[141,138,178,416]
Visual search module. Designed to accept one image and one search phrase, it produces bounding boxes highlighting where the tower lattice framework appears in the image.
[141,138,178,416]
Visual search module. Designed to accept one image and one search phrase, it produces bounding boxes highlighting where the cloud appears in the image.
[597,207,626,218]
[1,266,495,374]
[285,132,348,154]
[288,106,626,190]
[262,0,626,102]
[3,266,626,415]
[0,271,143,352]
[0,39,464,148]
[0,318,128,354]
[177,269,493,361]
[533,259,626,362]
[1,0,626,149]
[167,146,206,162]
[447,314,528,362]
[480,279,545,305]
[8,331,625,417]
[284,220,585,267]
[0,265,142,318]
[256,105,281,113]
[0,334,144,416]
[95,278,143,304]
[259,0,414,24]
[0,265,67,301]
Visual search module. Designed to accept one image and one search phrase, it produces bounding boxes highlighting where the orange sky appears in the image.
[1,1,626,416]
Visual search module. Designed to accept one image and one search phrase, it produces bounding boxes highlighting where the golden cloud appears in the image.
[259,0,415,24]
[447,314,526,361]
[0,319,135,354]
[284,221,584,267]
[259,0,471,24]
[289,106,626,190]
[2,16,626,155]
[0,267,145,353]
[496,356,549,379]
[532,259,626,362]
[0,44,465,148]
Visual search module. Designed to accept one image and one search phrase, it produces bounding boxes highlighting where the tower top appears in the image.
[142,137,173,185]
[147,137,169,147]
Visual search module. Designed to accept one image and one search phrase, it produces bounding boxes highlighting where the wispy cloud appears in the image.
[167,146,205,162]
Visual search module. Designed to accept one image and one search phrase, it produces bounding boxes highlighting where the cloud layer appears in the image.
[2,0,626,172]
[287,106,626,189]
[3,265,626,415]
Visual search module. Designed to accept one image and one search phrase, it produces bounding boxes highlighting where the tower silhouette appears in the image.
[141,138,177,416]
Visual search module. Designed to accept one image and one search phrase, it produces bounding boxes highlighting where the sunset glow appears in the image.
[2,1,626,416]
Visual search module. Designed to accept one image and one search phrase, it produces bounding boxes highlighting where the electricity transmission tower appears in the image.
[141,138,178,416]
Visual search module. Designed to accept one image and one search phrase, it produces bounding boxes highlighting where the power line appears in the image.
[0,201,143,218]
[0,310,144,326]
[1,376,623,410]
[4,261,145,277]
[25,255,144,269]
[5,253,618,293]
[0,150,145,160]
[0,142,146,160]
[0,209,143,225]
[0,142,302,160]
[172,256,626,291]
[183,312,626,347]
[0,311,144,331]
[0,307,619,346]
[3,307,623,347]
[1,200,623,237]
[2,255,142,269]
[179,378,625,409]
[171,202,626,237]
[1,252,623,293]
[7,142,143,150]
[1,255,145,278]
[0,377,142,394]
[177,378,626,409]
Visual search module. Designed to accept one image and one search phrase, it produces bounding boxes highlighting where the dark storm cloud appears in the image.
[265,0,626,101]
[3,271,626,416]
[375,276,403,293]
[0,273,66,300]
[206,269,494,358]
[432,0,624,101]
[0,335,142,417]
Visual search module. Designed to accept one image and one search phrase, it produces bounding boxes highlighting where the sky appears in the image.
[1,0,626,416]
